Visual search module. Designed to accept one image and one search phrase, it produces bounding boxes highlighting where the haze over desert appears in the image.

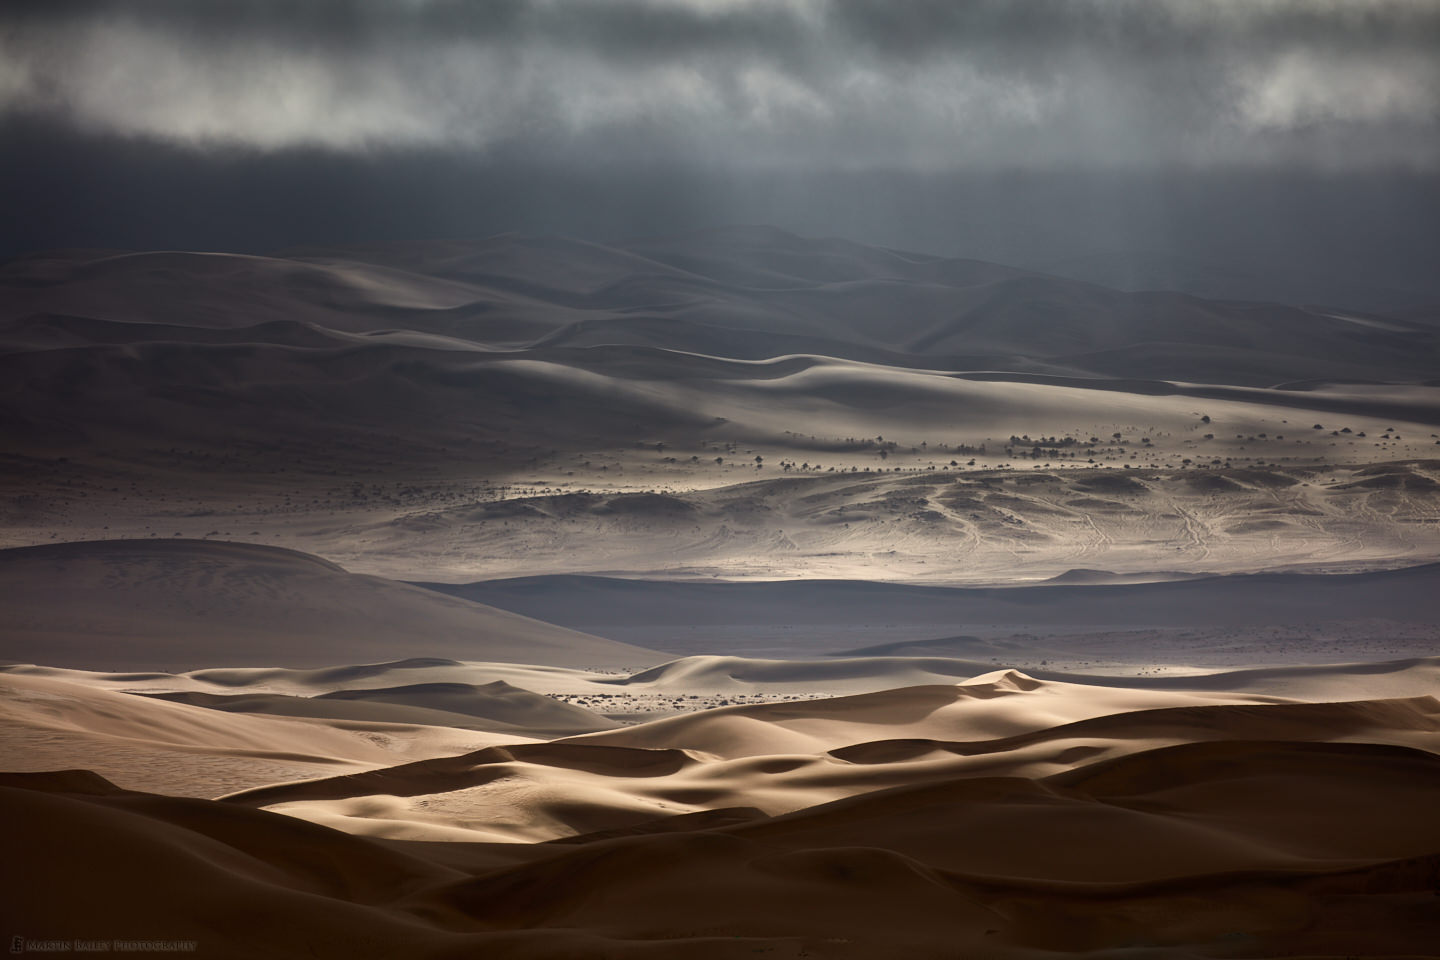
[4,1,1440,957]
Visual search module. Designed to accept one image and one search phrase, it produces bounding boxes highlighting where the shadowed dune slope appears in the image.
[0,671,505,798]
[0,539,665,670]
[143,679,617,738]
[1,771,465,958]
[438,562,1440,634]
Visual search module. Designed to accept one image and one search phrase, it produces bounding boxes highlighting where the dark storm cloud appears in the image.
[2,0,1437,169]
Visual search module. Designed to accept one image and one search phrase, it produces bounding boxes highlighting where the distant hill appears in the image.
[5,227,1439,466]
[0,539,664,670]
[4,229,1438,585]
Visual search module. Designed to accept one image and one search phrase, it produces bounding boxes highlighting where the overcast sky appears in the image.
[5,0,1438,168]
[2,0,1437,294]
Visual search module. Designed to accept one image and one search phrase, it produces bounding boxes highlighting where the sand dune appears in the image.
[143,679,617,738]
[0,539,664,669]
[140,689,538,733]
[208,670,1436,844]
[609,652,1440,703]
[2,770,466,957]
[0,671,504,798]
[5,231,1440,583]
[11,232,1435,385]
[13,649,1439,713]
[570,669,1295,756]
[5,230,1439,955]
[316,680,615,730]
[8,663,1440,956]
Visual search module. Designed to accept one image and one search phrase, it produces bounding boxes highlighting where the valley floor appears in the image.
[8,455,1440,583]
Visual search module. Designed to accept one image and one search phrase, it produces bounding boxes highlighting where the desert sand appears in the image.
[3,230,1438,957]
[4,231,1439,583]
[6,659,1440,957]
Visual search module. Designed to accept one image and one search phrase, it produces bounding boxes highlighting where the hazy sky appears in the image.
[3,0,1437,294]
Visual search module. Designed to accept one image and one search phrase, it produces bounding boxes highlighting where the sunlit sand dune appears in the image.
[7,661,1440,956]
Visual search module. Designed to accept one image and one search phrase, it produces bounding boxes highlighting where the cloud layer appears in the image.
[2,0,1438,169]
